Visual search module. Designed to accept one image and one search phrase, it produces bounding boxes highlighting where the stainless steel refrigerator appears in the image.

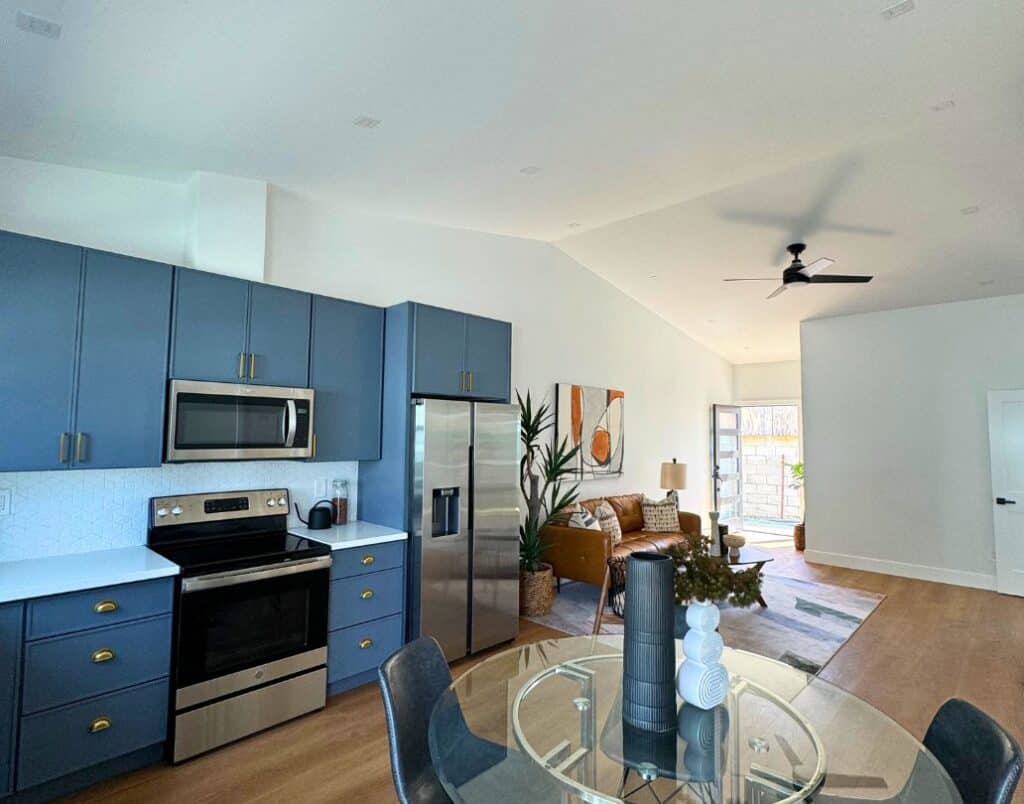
[410,398,520,661]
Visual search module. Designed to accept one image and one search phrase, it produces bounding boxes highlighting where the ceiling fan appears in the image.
[723,243,873,299]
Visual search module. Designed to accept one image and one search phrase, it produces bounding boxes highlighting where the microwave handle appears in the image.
[285,399,297,447]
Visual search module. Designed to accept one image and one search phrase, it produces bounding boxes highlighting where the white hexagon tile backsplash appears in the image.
[0,461,358,562]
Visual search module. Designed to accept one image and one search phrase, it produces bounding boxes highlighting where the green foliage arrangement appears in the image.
[789,462,805,491]
[518,390,581,573]
[667,533,763,607]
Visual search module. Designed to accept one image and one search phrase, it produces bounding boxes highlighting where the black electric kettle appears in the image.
[295,499,335,530]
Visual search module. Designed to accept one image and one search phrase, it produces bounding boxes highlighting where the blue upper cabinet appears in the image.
[0,232,82,471]
[410,303,511,401]
[74,251,173,469]
[411,304,468,397]
[171,268,311,387]
[170,268,250,383]
[247,283,311,387]
[464,314,511,401]
[310,296,384,461]
[0,602,23,796]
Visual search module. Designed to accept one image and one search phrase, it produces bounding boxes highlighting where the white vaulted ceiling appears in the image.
[2,0,1023,361]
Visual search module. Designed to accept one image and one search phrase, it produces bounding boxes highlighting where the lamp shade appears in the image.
[660,460,687,490]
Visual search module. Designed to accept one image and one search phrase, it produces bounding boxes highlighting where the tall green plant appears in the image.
[518,390,581,573]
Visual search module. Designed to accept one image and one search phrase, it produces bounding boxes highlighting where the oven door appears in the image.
[175,556,331,709]
[166,380,314,461]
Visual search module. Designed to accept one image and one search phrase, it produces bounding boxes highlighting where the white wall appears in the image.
[186,171,268,281]
[265,188,733,513]
[801,295,1024,590]
[732,361,802,402]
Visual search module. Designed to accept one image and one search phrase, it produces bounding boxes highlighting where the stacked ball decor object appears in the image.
[676,601,730,710]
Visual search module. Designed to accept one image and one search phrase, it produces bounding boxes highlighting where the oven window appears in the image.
[176,568,329,687]
[175,393,288,449]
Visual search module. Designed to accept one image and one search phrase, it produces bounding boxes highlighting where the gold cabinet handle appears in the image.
[358,638,373,650]
[468,370,473,392]
[59,432,70,464]
[94,600,118,614]
[75,432,87,463]
[91,648,115,663]
[311,433,317,458]
[360,555,375,566]
[359,589,374,600]
[238,352,246,379]
[459,370,465,391]
[249,352,256,379]
[89,716,111,734]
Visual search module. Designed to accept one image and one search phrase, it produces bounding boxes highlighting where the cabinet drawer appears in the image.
[328,614,403,683]
[18,678,168,790]
[22,615,172,715]
[26,578,174,640]
[330,541,405,579]
[329,568,403,631]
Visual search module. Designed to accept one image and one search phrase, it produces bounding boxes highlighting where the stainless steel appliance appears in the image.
[147,489,331,762]
[165,380,314,462]
[411,399,520,661]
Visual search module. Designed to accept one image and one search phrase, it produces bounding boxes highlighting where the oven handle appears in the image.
[285,399,297,448]
[181,555,333,593]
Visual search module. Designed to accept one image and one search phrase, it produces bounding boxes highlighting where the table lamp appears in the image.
[660,458,687,508]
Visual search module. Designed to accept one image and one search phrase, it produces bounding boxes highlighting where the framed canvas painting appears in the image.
[555,384,624,479]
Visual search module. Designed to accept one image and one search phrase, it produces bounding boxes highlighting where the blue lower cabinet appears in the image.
[0,603,23,796]
[17,678,169,790]
[25,578,173,640]
[328,614,403,684]
[329,541,405,580]
[329,569,403,631]
[22,615,172,715]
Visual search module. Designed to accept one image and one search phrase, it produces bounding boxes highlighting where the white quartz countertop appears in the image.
[290,521,407,551]
[0,546,179,604]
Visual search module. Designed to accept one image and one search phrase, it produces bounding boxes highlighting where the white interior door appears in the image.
[987,390,1024,596]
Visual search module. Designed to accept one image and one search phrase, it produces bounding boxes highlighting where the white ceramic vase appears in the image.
[675,600,729,710]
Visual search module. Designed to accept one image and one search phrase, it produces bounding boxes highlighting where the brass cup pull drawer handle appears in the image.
[359,589,374,600]
[89,717,111,734]
[94,600,118,614]
[358,638,373,650]
[360,555,375,566]
[91,648,115,663]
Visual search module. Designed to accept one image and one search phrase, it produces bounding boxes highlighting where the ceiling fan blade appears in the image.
[798,257,835,278]
[767,285,788,299]
[809,274,872,284]
[723,278,778,282]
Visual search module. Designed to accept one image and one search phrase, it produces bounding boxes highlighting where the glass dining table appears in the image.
[428,635,961,803]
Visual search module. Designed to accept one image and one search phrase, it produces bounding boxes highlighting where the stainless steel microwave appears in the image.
[166,380,314,462]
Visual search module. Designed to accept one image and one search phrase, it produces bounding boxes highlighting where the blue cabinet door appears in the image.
[246,283,311,387]
[170,267,249,382]
[464,314,511,401]
[0,602,22,795]
[74,251,172,469]
[411,304,466,397]
[0,231,82,471]
[310,296,384,460]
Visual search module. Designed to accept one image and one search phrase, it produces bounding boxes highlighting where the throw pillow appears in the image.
[642,496,679,532]
[594,501,623,544]
[566,503,601,530]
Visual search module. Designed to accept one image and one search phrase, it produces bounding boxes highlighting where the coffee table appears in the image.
[717,544,774,607]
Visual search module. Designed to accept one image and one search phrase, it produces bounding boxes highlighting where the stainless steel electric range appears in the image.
[147,489,332,762]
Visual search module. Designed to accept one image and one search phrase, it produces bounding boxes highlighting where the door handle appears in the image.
[459,370,465,392]
[238,352,246,379]
[94,600,118,614]
[88,717,111,734]
[75,432,88,463]
[58,432,70,464]
[359,589,374,600]
[467,370,473,392]
[91,648,115,663]
[997,497,1017,506]
[249,353,256,380]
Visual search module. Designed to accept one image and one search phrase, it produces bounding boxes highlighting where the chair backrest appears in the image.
[378,637,453,804]
[924,698,1022,804]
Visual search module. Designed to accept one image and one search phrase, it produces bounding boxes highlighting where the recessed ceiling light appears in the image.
[16,10,61,39]
[706,319,716,324]
[930,100,956,112]
[519,166,542,175]
[648,274,658,280]
[881,0,915,20]
[979,279,995,286]
[960,205,981,215]
[567,222,581,229]
[352,116,381,129]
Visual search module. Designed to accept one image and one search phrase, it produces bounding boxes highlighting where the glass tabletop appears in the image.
[428,636,961,803]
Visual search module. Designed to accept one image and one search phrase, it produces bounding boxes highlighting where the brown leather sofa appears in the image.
[540,493,701,632]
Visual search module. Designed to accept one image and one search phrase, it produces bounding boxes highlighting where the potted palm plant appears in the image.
[789,462,805,551]
[518,391,580,617]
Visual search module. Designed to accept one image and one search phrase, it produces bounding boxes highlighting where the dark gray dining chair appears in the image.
[923,698,1022,804]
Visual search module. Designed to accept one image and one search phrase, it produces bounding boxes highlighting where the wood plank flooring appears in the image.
[62,550,1024,803]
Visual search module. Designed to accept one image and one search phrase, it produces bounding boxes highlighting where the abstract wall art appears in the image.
[556,383,624,479]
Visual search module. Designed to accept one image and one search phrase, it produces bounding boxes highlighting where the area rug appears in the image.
[526,575,884,674]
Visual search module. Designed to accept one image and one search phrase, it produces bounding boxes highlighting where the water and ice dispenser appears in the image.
[431,487,460,536]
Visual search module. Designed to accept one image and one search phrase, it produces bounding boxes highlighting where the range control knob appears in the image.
[277,496,287,506]
[156,507,168,518]
[266,498,277,507]
[170,505,183,516]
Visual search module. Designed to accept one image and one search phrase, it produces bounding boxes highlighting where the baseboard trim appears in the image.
[803,549,997,591]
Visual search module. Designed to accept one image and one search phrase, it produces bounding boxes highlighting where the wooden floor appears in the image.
[63,549,1024,803]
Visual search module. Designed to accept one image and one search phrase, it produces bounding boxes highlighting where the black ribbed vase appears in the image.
[622,552,677,733]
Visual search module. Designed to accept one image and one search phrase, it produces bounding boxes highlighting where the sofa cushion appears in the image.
[594,501,623,544]
[565,503,601,530]
[642,496,679,532]
[605,494,645,533]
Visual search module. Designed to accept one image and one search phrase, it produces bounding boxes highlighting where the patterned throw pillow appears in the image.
[642,496,679,532]
[594,501,623,544]
[566,503,601,530]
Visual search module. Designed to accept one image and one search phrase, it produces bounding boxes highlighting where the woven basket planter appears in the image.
[794,522,806,551]
[519,563,554,616]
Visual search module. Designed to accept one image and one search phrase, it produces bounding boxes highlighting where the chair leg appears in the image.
[593,567,611,635]
[556,575,561,593]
